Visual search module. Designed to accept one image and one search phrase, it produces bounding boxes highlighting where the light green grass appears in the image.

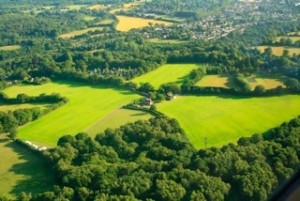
[65,5,87,10]
[157,95,300,149]
[2,81,140,146]
[0,103,50,112]
[0,45,21,51]
[0,136,53,198]
[147,38,185,44]
[83,16,96,21]
[132,64,200,88]
[86,108,153,135]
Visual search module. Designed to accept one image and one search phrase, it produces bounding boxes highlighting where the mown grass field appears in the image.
[196,75,229,88]
[2,81,141,146]
[132,64,200,88]
[157,95,300,149]
[0,45,21,51]
[86,108,153,135]
[115,15,172,32]
[59,27,104,38]
[0,103,50,112]
[257,46,300,56]
[0,136,53,198]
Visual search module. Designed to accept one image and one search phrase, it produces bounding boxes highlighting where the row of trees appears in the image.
[5,115,299,201]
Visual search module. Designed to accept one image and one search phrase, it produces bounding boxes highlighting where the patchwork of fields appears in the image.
[157,95,300,149]
[0,136,53,198]
[132,64,200,88]
[2,81,141,146]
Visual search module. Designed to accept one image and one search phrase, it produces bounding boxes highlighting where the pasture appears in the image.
[59,27,103,38]
[0,45,21,51]
[246,77,284,89]
[147,38,184,44]
[131,64,200,88]
[88,4,108,10]
[0,103,50,112]
[115,15,172,32]
[0,136,53,198]
[157,95,300,149]
[64,5,87,10]
[257,46,300,56]
[86,108,153,135]
[196,75,229,88]
[275,36,300,43]
[2,81,141,146]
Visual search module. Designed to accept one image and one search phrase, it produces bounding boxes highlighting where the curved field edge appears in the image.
[157,95,300,149]
[2,81,141,146]
[0,136,53,198]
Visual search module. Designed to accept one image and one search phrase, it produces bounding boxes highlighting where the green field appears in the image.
[157,95,300,149]
[86,108,153,135]
[2,81,141,146]
[0,103,50,112]
[132,64,200,88]
[0,136,53,198]
[196,75,229,88]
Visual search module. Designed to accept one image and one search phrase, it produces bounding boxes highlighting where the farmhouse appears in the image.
[143,97,154,106]
[166,92,175,100]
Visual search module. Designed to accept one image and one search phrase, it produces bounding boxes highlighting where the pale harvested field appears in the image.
[59,27,103,38]
[196,75,229,88]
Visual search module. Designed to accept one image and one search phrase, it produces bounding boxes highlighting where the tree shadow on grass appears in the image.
[4,141,54,197]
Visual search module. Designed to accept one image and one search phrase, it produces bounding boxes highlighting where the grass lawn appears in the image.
[132,64,200,88]
[115,15,172,32]
[257,46,300,56]
[0,45,21,51]
[0,136,53,198]
[196,75,229,88]
[157,95,300,149]
[59,27,103,38]
[2,81,140,146]
[0,103,50,112]
[86,108,153,135]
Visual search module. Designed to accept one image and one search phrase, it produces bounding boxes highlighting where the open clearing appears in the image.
[0,103,50,112]
[64,5,87,10]
[86,108,153,135]
[0,136,53,198]
[132,64,200,88]
[2,81,140,146]
[257,46,300,56]
[59,27,103,38]
[0,45,21,51]
[115,15,172,32]
[246,77,285,89]
[196,75,229,88]
[147,38,185,44]
[157,95,300,149]
[275,36,300,43]
[88,4,108,10]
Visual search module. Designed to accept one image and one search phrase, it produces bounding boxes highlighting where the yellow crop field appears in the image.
[0,45,21,51]
[196,75,229,88]
[116,16,172,32]
[257,46,300,56]
[59,27,103,38]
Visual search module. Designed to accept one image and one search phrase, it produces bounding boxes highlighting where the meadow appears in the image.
[0,136,53,198]
[196,75,229,88]
[2,81,141,146]
[0,45,21,51]
[257,46,300,56]
[147,38,185,44]
[246,77,284,89]
[115,15,172,32]
[86,108,152,135]
[157,95,300,149]
[88,4,108,10]
[59,27,104,39]
[275,36,300,42]
[132,64,200,88]
[0,103,50,112]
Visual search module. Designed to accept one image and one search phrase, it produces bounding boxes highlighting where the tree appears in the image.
[254,85,266,95]
[284,78,299,90]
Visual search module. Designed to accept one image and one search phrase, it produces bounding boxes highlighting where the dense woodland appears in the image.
[0,0,299,200]
[1,116,297,201]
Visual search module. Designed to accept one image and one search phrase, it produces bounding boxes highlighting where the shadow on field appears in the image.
[4,141,54,197]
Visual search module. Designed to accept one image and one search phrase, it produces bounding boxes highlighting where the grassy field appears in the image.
[147,38,185,44]
[86,108,153,135]
[196,75,229,88]
[275,36,300,42]
[131,64,200,88]
[88,4,108,10]
[2,81,140,146]
[246,77,285,89]
[115,15,172,32]
[0,103,50,112]
[257,46,300,56]
[59,27,104,38]
[0,136,53,198]
[157,95,300,149]
[83,16,96,21]
[65,5,87,10]
[0,45,21,51]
